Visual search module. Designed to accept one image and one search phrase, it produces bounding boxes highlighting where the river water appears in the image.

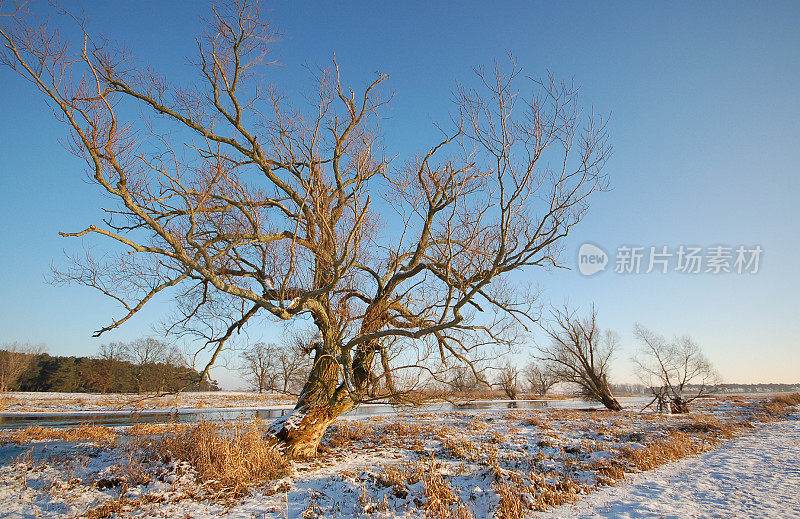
[0,397,653,430]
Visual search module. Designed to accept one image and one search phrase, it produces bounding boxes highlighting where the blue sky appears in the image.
[1,1,798,387]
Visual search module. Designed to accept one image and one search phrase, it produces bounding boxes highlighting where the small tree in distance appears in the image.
[535,305,622,411]
[239,343,277,394]
[632,325,719,413]
[495,361,520,400]
[523,361,556,397]
[240,340,311,395]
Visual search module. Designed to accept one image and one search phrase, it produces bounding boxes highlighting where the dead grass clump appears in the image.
[532,478,583,511]
[680,414,737,438]
[326,422,374,448]
[81,498,126,519]
[127,423,191,436]
[2,424,117,445]
[423,469,456,516]
[377,460,425,488]
[384,421,427,437]
[522,416,546,428]
[81,493,167,519]
[441,437,478,460]
[492,481,527,519]
[762,393,800,419]
[420,457,475,518]
[772,393,800,406]
[620,431,706,471]
[141,420,288,497]
[586,459,626,485]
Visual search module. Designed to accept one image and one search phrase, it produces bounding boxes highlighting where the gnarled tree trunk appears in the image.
[268,345,356,458]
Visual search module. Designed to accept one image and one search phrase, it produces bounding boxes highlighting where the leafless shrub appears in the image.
[495,362,520,400]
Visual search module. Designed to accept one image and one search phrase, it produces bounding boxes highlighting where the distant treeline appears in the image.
[609,382,800,395]
[714,383,800,394]
[1,339,219,393]
[13,353,218,393]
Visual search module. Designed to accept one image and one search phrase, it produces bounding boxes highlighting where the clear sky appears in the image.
[1,1,798,388]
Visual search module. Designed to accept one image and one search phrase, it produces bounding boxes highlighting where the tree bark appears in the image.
[600,392,623,411]
[267,347,355,458]
[670,396,689,414]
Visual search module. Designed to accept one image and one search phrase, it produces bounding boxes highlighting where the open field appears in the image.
[0,395,796,518]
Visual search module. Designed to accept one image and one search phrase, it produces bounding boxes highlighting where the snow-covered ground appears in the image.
[0,391,294,412]
[540,412,800,519]
[0,397,794,518]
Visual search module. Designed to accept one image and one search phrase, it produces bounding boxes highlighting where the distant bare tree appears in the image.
[0,0,610,457]
[240,342,277,393]
[536,305,622,411]
[495,361,520,400]
[523,361,556,396]
[240,339,311,395]
[0,342,43,392]
[632,325,719,413]
[447,365,482,393]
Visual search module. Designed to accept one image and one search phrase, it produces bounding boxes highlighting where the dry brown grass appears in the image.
[521,416,547,428]
[326,422,374,448]
[421,457,476,518]
[440,437,478,460]
[80,493,168,519]
[135,420,288,497]
[772,393,800,406]
[620,431,708,471]
[492,481,527,519]
[127,422,191,436]
[679,414,737,438]
[383,421,427,437]
[1,424,117,445]
[762,393,800,419]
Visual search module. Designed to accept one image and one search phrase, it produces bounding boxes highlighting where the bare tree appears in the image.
[240,341,310,394]
[523,361,556,396]
[446,365,482,393]
[0,1,610,457]
[536,305,622,411]
[240,342,277,393]
[0,342,43,392]
[495,361,520,400]
[632,325,719,413]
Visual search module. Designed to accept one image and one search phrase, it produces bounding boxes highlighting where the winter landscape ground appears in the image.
[0,393,797,518]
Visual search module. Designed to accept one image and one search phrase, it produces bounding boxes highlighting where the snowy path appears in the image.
[540,414,800,518]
